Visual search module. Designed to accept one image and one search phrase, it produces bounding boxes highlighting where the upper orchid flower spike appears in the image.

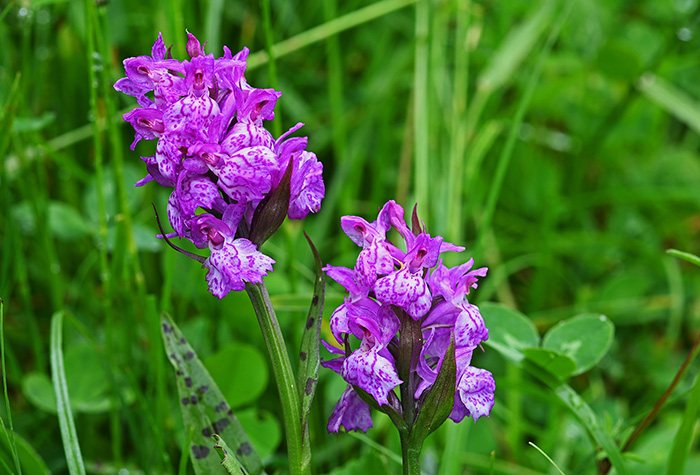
[115,31,325,298]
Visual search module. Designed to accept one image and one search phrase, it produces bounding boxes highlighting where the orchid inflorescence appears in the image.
[114,32,324,298]
[322,201,495,433]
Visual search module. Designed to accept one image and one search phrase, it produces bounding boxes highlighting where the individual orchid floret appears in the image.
[323,200,494,439]
[328,386,374,433]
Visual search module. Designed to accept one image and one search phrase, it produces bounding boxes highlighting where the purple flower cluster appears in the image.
[115,32,324,298]
[322,201,495,433]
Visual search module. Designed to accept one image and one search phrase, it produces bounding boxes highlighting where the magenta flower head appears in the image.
[322,201,494,435]
[115,32,324,298]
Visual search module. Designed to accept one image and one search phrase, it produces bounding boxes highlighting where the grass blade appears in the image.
[524,360,628,475]
[247,0,417,69]
[475,1,569,254]
[1,299,21,475]
[637,73,700,135]
[665,359,700,474]
[667,249,700,267]
[50,312,86,475]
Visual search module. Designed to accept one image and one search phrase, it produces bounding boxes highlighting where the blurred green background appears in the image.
[1,0,700,473]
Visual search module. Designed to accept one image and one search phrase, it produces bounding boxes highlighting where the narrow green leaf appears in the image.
[411,335,456,445]
[297,232,325,433]
[523,348,576,381]
[667,249,700,268]
[542,314,614,375]
[637,74,700,135]
[477,0,555,93]
[11,112,56,133]
[161,313,265,475]
[523,360,629,475]
[246,0,418,70]
[480,302,540,363]
[1,299,22,475]
[178,425,195,475]
[213,434,247,475]
[665,365,700,474]
[0,431,51,475]
[50,312,86,475]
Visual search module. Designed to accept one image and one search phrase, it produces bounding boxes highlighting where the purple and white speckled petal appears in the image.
[355,239,395,288]
[215,146,277,202]
[454,303,488,350]
[204,238,275,299]
[221,122,276,153]
[343,345,401,406]
[328,386,374,433]
[457,367,495,422]
[373,268,432,320]
[176,173,221,218]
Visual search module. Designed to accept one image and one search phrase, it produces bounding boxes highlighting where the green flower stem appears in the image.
[400,432,422,475]
[245,281,310,475]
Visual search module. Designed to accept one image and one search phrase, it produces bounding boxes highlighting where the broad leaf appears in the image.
[161,313,265,475]
[542,314,614,375]
[480,302,540,363]
[523,348,576,381]
[204,344,268,409]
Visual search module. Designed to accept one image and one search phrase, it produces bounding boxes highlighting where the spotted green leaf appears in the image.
[212,434,246,474]
[297,232,325,434]
[161,313,265,475]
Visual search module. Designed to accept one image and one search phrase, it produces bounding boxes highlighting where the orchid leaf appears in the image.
[297,232,325,434]
[212,434,246,474]
[161,313,265,475]
[410,335,456,443]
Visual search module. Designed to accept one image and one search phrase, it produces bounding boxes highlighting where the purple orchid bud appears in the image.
[186,30,204,58]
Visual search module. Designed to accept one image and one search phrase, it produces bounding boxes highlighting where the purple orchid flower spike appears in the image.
[323,200,495,443]
[115,31,324,297]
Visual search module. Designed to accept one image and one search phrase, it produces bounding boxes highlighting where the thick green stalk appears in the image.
[400,432,422,475]
[245,281,310,475]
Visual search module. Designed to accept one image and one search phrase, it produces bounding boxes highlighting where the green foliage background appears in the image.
[1,0,700,473]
